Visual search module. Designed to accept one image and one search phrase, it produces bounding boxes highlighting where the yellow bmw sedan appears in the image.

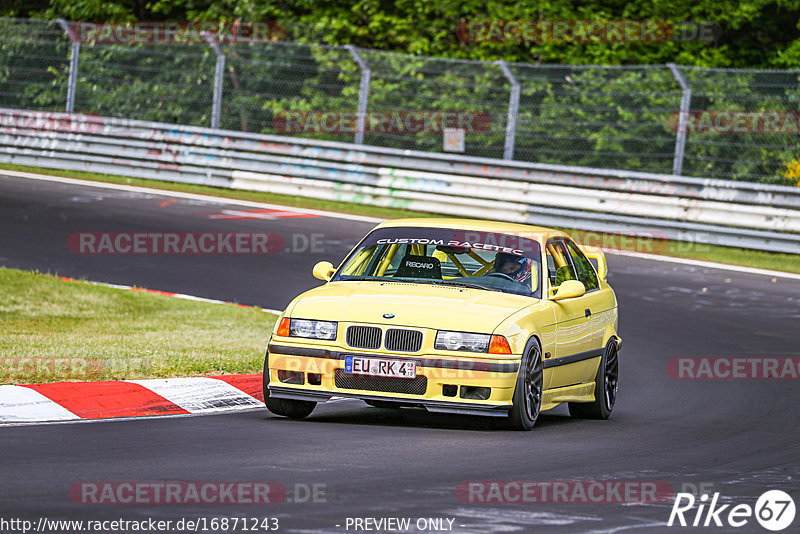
[263,218,620,430]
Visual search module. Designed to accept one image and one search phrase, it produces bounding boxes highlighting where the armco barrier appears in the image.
[1,108,799,254]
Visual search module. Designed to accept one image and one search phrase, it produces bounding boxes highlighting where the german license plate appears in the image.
[344,355,416,378]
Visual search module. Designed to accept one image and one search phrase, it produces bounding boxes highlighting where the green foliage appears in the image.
[75,44,215,125]
[0,19,69,111]
[1,1,799,184]
[5,0,799,69]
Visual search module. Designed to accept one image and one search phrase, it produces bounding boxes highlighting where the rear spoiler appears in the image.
[578,244,608,282]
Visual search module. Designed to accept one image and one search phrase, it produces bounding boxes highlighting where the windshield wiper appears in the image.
[411,279,501,292]
[343,277,507,293]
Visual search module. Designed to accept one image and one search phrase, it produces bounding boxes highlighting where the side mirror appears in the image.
[312,261,335,282]
[550,280,586,301]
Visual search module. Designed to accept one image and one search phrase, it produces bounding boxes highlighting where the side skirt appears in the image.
[541,382,596,411]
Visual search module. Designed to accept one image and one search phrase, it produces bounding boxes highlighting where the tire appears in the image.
[262,354,316,419]
[569,339,618,419]
[507,340,543,431]
[265,397,316,419]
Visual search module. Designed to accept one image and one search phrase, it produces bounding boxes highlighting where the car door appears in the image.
[564,239,611,343]
[545,238,594,389]
[562,238,611,383]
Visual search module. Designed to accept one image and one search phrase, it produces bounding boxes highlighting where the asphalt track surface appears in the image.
[1,172,799,533]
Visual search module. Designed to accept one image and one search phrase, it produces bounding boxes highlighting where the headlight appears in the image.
[288,319,337,340]
[435,331,491,352]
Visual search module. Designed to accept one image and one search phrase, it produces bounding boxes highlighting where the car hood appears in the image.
[287,281,537,332]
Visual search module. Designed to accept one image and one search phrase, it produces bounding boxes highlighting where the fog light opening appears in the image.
[460,386,491,400]
[278,370,305,385]
[307,372,322,385]
[442,384,457,397]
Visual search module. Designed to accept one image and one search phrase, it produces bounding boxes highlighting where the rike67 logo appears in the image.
[668,490,796,531]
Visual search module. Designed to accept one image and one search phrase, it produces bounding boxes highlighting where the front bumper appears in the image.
[266,342,520,417]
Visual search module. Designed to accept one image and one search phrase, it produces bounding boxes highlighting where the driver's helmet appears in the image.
[493,253,532,283]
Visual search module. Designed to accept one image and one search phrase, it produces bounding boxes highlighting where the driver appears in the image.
[492,252,532,283]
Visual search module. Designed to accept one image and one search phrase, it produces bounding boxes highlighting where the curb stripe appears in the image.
[0,385,80,422]
[23,381,190,419]
[211,374,264,403]
[125,377,263,413]
[1,374,267,425]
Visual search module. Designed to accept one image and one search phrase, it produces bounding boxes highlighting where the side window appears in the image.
[565,240,599,291]
[545,240,576,288]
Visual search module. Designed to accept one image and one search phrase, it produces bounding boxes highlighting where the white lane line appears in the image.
[125,377,263,413]
[168,292,282,315]
[4,169,799,280]
[61,277,283,315]
[0,406,266,427]
[607,249,800,281]
[0,169,384,223]
[0,385,80,422]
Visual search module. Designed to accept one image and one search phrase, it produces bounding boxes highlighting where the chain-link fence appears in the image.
[2,17,799,185]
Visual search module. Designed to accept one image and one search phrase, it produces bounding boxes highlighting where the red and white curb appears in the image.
[0,277,277,425]
[0,374,264,424]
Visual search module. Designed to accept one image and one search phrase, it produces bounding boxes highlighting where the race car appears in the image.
[263,218,620,430]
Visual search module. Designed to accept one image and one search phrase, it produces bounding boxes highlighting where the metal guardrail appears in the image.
[1,108,799,254]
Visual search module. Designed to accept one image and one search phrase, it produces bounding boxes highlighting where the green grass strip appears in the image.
[0,267,275,384]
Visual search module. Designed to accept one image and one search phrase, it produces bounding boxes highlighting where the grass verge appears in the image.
[1,162,798,275]
[0,267,275,384]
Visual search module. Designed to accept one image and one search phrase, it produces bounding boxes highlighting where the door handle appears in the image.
[585,308,591,317]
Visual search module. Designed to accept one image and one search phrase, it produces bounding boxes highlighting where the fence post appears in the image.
[202,32,225,130]
[56,19,80,113]
[496,60,520,161]
[346,45,371,145]
[668,63,691,176]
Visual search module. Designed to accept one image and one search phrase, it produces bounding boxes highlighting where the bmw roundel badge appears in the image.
[383,313,395,319]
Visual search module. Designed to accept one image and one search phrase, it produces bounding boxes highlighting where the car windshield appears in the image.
[333,227,542,298]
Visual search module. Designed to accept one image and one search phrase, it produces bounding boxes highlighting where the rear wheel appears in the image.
[507,341,543,431]
[262,355,316,419]
[568,339,618,419]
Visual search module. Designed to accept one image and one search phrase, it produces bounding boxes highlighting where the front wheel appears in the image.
[507,341,543,431]
[262,355,316,419]
[568,339,618,419]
